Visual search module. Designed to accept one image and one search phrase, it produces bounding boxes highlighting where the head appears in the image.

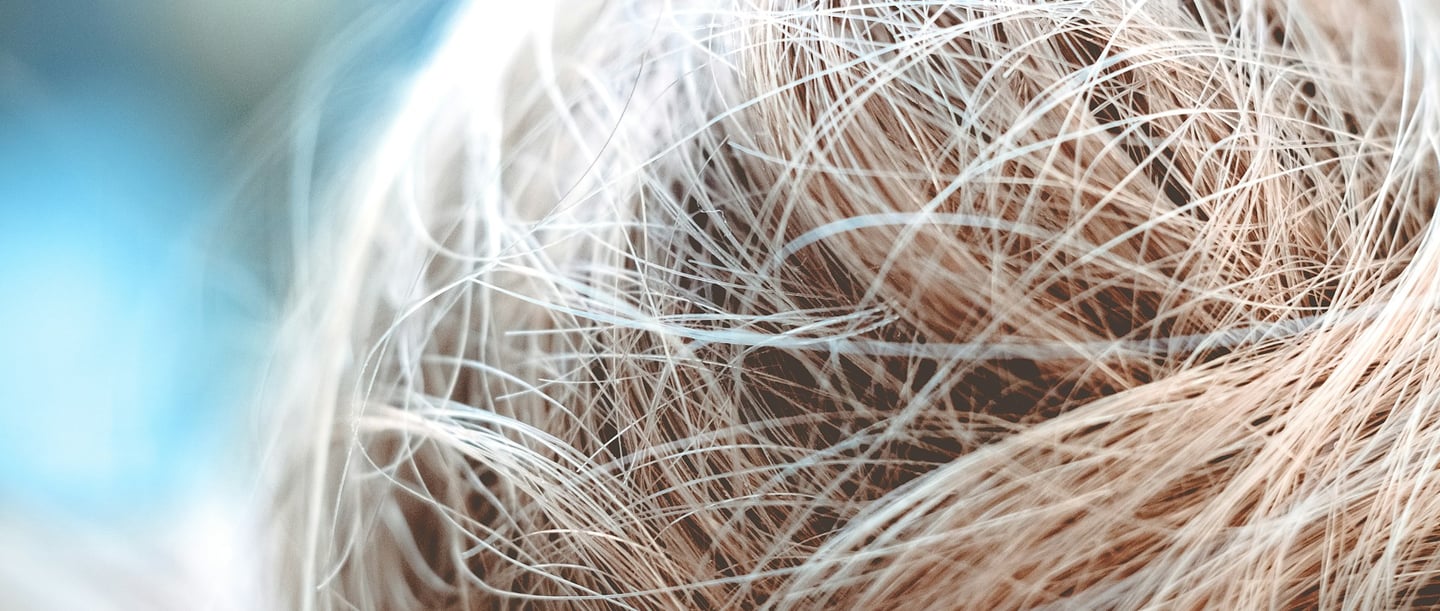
[265,1,1440,608]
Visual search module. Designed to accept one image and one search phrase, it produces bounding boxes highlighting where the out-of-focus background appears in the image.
[0,1,456,607]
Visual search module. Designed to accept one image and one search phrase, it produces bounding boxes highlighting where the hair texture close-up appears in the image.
[263,0,1440,608]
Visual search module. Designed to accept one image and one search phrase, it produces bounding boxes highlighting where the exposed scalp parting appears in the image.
[264,0,1440,608]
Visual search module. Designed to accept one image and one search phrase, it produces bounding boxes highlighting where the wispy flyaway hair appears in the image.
[262,0,1440,608]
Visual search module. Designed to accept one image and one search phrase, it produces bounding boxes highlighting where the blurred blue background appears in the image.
[0,1,459,606]
[0,0,351,518]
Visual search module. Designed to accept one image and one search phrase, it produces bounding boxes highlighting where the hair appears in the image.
[261,0,1440,608]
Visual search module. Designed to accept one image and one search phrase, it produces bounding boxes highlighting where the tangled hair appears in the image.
[263,0,1440,608]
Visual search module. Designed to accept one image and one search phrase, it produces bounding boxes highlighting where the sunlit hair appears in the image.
[263,0,1440,608]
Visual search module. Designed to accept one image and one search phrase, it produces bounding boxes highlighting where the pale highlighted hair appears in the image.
[263,0,1440,608]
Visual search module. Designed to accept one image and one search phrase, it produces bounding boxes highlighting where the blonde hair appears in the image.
[263,0,1440,608]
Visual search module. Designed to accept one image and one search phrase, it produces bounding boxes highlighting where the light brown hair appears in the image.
[264,0,1440,607]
